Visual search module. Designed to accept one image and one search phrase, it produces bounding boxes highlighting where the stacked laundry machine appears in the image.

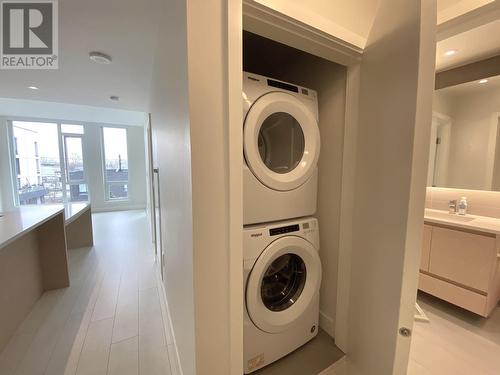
[242,72,322,373]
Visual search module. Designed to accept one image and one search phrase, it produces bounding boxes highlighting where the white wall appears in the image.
[447,90,500,190]
[0,99,148,212]
[0,120,14,211]
[0,97,147,126]
[149,0,196,372]
[149,1,242,374]
[433,90,453,116]
[431,85,500,191]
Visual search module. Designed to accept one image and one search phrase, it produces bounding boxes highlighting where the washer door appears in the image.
[244,92,320,191]
[246,236,322,334]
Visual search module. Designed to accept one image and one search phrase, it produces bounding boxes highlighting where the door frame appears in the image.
[243,0,361,354]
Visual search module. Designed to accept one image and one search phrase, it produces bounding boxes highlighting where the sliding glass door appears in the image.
[63,135,88,202]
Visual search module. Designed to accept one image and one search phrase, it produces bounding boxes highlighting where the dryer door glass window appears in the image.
[261,253,307,312]
[258,112,305,174]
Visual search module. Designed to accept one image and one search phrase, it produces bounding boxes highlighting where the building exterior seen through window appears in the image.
[102,127,129,200]
[12,122,61,205]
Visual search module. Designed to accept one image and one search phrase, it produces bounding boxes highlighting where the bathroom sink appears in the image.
[425,210,476,223]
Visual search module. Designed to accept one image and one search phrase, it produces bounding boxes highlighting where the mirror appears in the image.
[428,75,500,191]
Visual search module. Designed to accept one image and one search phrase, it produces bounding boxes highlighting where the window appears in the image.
[61,124,84,134]
[102,127,129,200]
[11,121,64,205]
[63,135,88,202]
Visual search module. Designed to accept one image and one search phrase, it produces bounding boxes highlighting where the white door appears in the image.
[244,92,320,191]
[246,236,321,333]
[341,1,436,374]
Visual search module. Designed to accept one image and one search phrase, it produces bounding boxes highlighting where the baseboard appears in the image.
[155,262,183,375]
[319,310,335,338]
[91,205,146,213]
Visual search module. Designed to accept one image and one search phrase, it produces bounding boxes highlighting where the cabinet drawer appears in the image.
[419,273,487,316]
[420,224,432,271]
[428,226,496,293]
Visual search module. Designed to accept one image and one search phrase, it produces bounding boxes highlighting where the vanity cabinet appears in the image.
[419,223,500,317]
[420,224,432,271]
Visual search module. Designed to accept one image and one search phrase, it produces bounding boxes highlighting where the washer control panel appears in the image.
[269,224,300,236]
[243,217,319,260]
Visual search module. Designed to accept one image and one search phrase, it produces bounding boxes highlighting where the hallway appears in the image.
[0,210,177,375]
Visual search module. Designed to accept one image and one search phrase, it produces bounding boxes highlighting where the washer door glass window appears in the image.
[261,253,306,312]
[258,113,305,174]
[246,236,322,333]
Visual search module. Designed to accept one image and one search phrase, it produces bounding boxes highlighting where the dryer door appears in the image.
[246,236,322,334]
[244,92,320,191]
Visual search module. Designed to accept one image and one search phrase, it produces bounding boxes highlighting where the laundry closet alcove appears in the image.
[242,30,348,375]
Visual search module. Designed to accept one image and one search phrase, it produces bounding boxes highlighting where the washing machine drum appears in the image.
[246,236,322,334]
[244,92,320,191]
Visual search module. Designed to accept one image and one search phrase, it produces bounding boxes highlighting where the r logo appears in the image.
[1,1,58,68]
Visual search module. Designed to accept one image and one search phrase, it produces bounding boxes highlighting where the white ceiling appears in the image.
[0,0,496,111]
[439,74,500,97]
[439,76,500,104]
[0,0,161,112]
[436,19,500,71]
[253,0,379,48]
[437,0,494,23]
[253,0,490,49]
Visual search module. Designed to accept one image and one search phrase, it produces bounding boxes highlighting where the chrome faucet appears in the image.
[448,200,457,214]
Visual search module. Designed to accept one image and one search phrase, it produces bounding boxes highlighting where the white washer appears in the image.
[243,217,321,373]
[243,72,320,225]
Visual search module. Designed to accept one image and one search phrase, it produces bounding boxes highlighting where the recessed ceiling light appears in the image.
[28,86,39,90]
[89,51,112,64]
[110,95,119,101]
[479,79,488,84]
[444,49,457,56]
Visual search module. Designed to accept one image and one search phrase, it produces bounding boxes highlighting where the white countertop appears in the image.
[0,203,91,249]
[0,205,65,249]
[425,208,500,235]
[64,202,90,224]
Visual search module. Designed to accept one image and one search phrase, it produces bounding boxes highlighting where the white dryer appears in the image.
[243,72,320,225]
[243,217,321,373]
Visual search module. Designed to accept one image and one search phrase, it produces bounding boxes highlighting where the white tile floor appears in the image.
[0,210,178,375]
[408,292,500,375]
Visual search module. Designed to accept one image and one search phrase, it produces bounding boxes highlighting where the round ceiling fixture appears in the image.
[89,51,112,64]
[28,86,39,90]
[110,95,119,101]
[479,79,488,84]
[443,49,457,57]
